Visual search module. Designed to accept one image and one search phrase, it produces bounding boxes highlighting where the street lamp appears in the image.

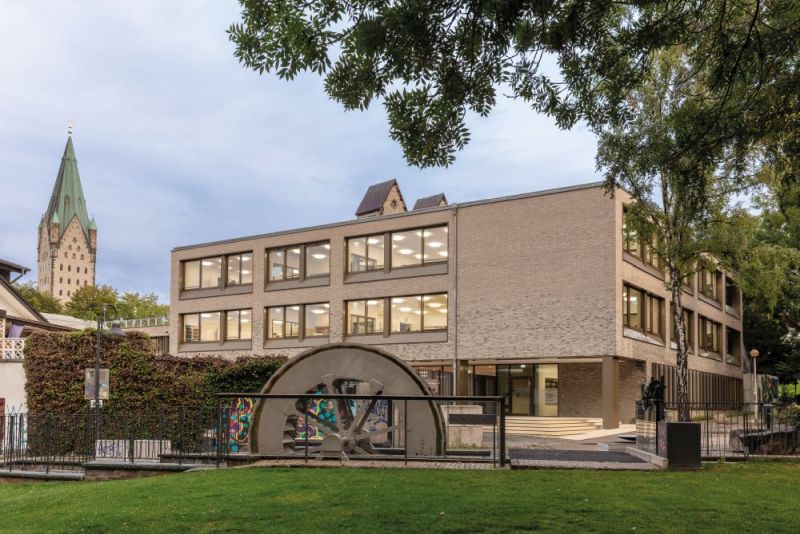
[94,303,124,409]
[749,349,760,405]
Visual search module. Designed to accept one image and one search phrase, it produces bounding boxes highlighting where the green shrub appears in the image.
[23,330,286,415]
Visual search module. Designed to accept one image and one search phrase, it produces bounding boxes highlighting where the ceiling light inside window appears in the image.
[201,260,215,266]
[241,270,251,275]
[367,300,378,305]
[399,249,412,255]
[427,241,443,248]
[393,235,405,241]
[428,302,442,308]
[312,253,327,259]
[290,248,301,254]
[323,303,330,308]
[241,256,251,262]
[367,237,381,245]
[438,251,448,257]
[323,244,330,250]
[311,309,325,314]
[438,309,447,313]
[399,306,413,312]
[291,306,300,311]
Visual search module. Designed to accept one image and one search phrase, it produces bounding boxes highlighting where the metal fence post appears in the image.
[499,397,506,467]
[304,400,309,464]
[705,403,709,457]
[404,399,408,466]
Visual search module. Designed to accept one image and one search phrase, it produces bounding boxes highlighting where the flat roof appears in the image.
[172,180,605,252]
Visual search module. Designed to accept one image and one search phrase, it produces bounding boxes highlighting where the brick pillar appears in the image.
[602,356,620,429]
[456,360,470,396]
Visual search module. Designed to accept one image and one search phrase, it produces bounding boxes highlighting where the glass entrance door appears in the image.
[511,377,532,415]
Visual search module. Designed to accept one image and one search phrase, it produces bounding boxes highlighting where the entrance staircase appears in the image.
[501,417,604,437]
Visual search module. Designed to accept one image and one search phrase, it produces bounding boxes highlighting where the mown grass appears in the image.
[0,462,798,533]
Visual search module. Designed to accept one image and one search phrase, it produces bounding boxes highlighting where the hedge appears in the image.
[23,330,286,415]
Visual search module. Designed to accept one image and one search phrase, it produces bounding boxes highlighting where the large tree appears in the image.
[230,0,800,415]
[13,282,63,314]
[64,285,169,322]
[229,1,796,167]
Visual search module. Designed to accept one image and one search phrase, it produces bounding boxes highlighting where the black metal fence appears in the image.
[636,401,800,459]
[216,394,506,466]
[1,407,220,474]
[1,395,506,473]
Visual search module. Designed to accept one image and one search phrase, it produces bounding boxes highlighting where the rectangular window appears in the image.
[182,314,200,342]
[622,210,640,257]
[390,293,447,333]
[199,312,221,341]
[699,316,721,356]
[286,248,301,279]
[347,235,385,273]
[267,242,328,282]
[422,293,448,331]
[305,243,331,278]
[200,258,222,288]
[644,237,661,270]
[183,261,200,289]
[725,276,739,313]
[225,309,252,341]
[266,304,325,340]
[182,312,223,342]
[700,269,720,301]
[226,253,253,286]
[391,230,422,268]
[347,299,385,335]
[726,328,741,364]
[670,305,694,348]
[623,285,643,331]
[645,293,664,339]
[182,257,223,290]
[304,303,330,337]
[390,226,448,268]
[266,306,300,339]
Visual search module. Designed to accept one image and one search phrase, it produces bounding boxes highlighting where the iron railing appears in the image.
[636,401,800,459]
[0,407,220,473]
[1,395,506,473]
[216,394,507,466]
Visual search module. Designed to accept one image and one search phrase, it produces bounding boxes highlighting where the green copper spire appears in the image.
[42,135,94,239]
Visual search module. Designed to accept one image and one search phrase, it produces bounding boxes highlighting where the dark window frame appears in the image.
[181,309,250,343]
[698,315,722,356]
[225,252,254,287]
[623,283,665,341]
[389,225,448,270]
[346,234,385,273]
[181,256,223,290]
[345,298,385,335]
[224,309,253,341]
[265,302,330,341]
[265,241,330,283]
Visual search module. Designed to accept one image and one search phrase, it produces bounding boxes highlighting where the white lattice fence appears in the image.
[1,338,25,360]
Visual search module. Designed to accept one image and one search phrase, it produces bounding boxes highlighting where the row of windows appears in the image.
[180,293,448,343]
[622,208,741,314]
[183,252,253,290]
[624,284,740,363]
[180,224,449,291]
[182,309,252,342]
[347,226,448,273]
[58,277,88,286]
[59,264,88,273]
[63,251,86,260]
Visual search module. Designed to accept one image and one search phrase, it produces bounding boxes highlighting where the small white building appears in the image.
[0,259,70,413]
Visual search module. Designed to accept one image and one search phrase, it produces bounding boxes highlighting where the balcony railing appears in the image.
[1,338,25,360]
[104,316,170,329]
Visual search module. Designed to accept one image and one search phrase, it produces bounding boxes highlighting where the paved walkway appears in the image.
[508,448,655,470]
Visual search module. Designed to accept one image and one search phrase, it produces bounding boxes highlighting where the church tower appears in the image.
[37,130,97,303]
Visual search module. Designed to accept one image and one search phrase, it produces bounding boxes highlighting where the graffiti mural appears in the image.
[296,398,392,446]
[228,397,255,453]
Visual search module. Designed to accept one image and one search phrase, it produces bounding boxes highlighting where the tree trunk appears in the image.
[670,268,691,422]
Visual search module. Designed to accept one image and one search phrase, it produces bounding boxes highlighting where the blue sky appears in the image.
[0,1,599,302]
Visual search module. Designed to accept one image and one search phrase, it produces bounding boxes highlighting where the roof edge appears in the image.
[172,180,606,252]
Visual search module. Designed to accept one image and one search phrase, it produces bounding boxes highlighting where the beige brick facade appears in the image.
[169,182,744,425]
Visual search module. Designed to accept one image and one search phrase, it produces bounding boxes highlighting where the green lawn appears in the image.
[1,462,799,533]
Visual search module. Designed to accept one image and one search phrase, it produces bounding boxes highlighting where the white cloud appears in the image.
[0,1,599,301]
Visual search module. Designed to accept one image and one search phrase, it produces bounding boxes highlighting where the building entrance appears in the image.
[471,364,558,416]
